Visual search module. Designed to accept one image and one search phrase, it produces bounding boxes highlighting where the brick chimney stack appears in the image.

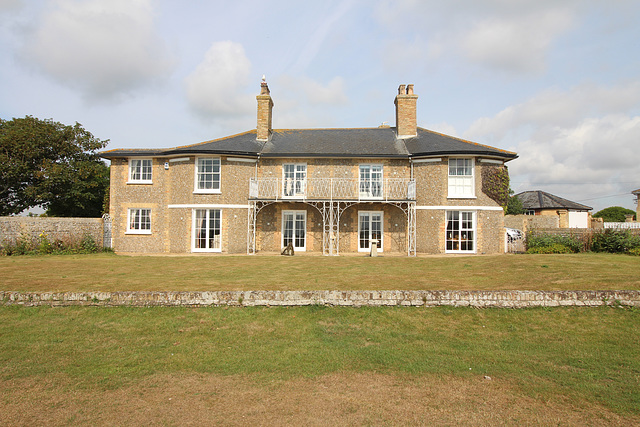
[395,84,418,139]
[256,76,273,141]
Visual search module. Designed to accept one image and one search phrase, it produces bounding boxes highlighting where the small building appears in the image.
[100,81,518,255]
[514,190,592,228]
[633,188,640,221]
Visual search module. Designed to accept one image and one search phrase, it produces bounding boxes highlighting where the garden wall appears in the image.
[0,216,105,247]
[504,215,559,231]
[2,290,639,308]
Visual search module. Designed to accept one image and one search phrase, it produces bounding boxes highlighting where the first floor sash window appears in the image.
[359,211,383,251]
[359,164,383,199]
[127,208,151,234]
[448,158,474,198]
[195,158,220,192]
[446,211,475,253]
[129,159,152,183]
[193,209,221,252]
[283,210,306,250]
[283,163,306,198]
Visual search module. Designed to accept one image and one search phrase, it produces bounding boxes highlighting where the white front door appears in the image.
[283,210,306,251]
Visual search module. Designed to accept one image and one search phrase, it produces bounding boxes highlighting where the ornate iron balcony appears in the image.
[249,178,416,201]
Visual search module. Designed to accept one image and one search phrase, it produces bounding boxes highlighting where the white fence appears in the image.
[604,222,640,229]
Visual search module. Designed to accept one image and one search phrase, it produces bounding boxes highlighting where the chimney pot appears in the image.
[398,84,406,95]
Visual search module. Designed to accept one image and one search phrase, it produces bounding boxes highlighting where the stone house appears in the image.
[100,81,517,255]
[514,190,592,228]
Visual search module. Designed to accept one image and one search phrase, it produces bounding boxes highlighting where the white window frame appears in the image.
[282,210,307,251]
[445,210,476,253]
[126,208,151,234]
[194,157,221,194]
[192,209,222,252]
[358,211,383,252]
[525,210,536,216]
[359,164,383,200]
[128,158,153,184]
[282,163,307,198]
[448,158,475,198]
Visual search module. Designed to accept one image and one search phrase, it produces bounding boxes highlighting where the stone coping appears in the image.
[1,290,639,308]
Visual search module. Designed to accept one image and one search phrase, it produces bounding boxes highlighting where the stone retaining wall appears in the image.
[2,290,639,308]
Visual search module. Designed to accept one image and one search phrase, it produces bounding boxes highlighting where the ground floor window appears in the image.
[127,208,151,234]
[358,211,383,252]
[283,210,306,250]
[446,211,475,253]
[193,209,221,252]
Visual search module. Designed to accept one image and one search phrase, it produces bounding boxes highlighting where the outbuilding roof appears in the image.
[515,190,592,211]
[100,127,517,160]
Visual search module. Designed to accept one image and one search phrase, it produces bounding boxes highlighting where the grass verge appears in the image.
[2,252,640,291]
[1,305,638,418]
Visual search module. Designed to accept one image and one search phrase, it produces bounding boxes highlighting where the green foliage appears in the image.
[591,229,640,253]
[627,247,640,256]
[593,206,636,222]
[526,243,574,254]
[526,231,583,253]
[481,165,510,208]
[0,116,109,216]
[505,194,525,215]
[0,232,106,256]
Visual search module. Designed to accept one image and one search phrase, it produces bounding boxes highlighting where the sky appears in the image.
[1,0,639,213]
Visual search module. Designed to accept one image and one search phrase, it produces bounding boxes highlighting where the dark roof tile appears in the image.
[515,190,592,211]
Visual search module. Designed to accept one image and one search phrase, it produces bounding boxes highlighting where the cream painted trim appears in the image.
[227,157,258,163]
[169,157,191,163]
[415,205,503,211]
[411,157,442,163]
[479,158,504,164]
[168,204,251,209]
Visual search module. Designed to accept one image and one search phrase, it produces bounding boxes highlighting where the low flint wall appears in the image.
[2,290,639,308]
[0,217,104,246]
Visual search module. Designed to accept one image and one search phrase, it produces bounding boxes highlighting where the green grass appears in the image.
[1,305,639,416]
[1,252,639,291]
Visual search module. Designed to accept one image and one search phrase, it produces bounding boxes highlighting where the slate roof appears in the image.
[100,126,517,160]
[515,190,592,211]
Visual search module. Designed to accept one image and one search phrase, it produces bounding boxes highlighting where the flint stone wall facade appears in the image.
[2,290,638,308]
[0,217,103,246]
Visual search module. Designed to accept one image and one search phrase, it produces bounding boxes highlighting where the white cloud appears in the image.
[461,10,573,74]
[0,0,22,13]
[374,0,577,74]
[301,76,348,106]
[184,41,254,118]
[21,0,174,101]
[466,81,640,140]
[465,81,640,210]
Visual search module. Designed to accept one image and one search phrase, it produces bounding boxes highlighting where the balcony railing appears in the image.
[249,178,416,201]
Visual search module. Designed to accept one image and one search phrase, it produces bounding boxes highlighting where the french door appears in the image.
[358,211,383,252]
[283,210,306,251]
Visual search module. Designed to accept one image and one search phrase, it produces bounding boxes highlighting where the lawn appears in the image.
[1,305,639,425]
[1,252,639,291]
[2,253,639,425]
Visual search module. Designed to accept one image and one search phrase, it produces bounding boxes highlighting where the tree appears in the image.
[505,194,525,215]
[592,206,636,222]
[0,116,109,216]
